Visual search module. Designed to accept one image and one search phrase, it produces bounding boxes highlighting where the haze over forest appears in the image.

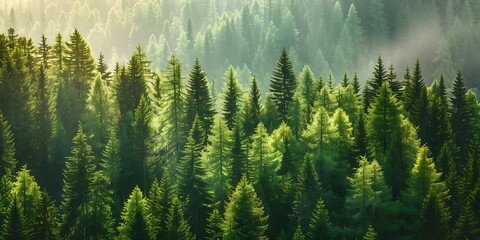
[1,0,480,240]
[2,0,479,91]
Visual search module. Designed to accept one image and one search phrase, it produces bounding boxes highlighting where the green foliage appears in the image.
[166,197,194,240]
[363,225,377,240]
[223,176,268,240]
[185,58,215,137]
[147,173,175,240]
[206,209,223,240]
[118,186,152,240]
[293,158,321,232]
[222,66,243,130]
[59,124,96,239]
[32,191,60,240]
[243,75,262,137]
[307,199,333,240]
[418,194,450,240]
[270,49,297,122]
[0,113,16,176]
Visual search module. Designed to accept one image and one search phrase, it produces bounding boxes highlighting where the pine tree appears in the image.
[364,56,387,111]
[65,29,95,104]
[223,176,268,240]
[97,53,112,81]
[1,198,26,240]
[363,225,377,240]
[59,124,96,239]
[352,72,361,95]
[307,199,333,240]
[222,66,242,130]
[206,209,223,240]
[450,71,474,165]
[87,171,114,239]
[118,186,153,240]
[270,48,297,122]
[82,76,113,159]
[403,59,428,141]
[297,66,316,124]
[366,82,418,198]
[148,173,175,240]
[37,34,50,69]
[243,75,262,137]
[166,197,194,240]
[418,194,450,240]
[230,122,248,186]
[185,58,215,138]
[32,191,60,240]
[32,64,51,187]
[294,158,322,231]
[204,115,232,210]
[177,116,211,238]
[132,95,152,192]
[160,55,185,176]
[0,113,16,176]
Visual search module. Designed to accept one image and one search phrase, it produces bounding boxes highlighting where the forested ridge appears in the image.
[0,26,479,240]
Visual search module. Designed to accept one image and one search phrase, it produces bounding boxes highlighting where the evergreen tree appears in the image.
[418,194,450,240]
[427,76,451,159]
[353,109,368,160]
[274,123,297,176]
[32,191,59,240]
[261,94,281,133]
[12,165,41,234]
[307,199,333,240]
[65,29,95,105]
[403,59,428,141]
[297,66,316,124]
[204,115,232,211]
[160,55,185,176]
[270,48,297,122]
[206,209,223,240]
[0,113,16,176]
[166,197,194,240]
[352,72,361,95]
[364,56,387,111]
[177,116,211,238]
[243,75,262,137]
[1,198,27,240]
[185,58,215,138]
[222,66,242,130]
[97,53,112,81]
[223,176,268,240]
[293,226,305,240]
[366,82,418,198]
[230,122,248,186]
[37,34,50,69]
[59,124,96,239]
[87,171,114,239]
[363,225,377,240]
[293,158,322,231]
[100,129,122,216]
[118,186,153,240]
[450,71,474,165]
[132,95,152,192]
[148,173,175,240]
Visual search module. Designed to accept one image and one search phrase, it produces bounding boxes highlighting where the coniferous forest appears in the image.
[1,0,480,240]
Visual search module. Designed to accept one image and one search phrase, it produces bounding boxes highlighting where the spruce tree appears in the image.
[243,75,262,137]
[450,71,474,165]
[97,53,112,81]
[222,66,242,130]
[261,94,281,133]
[0,113,16,176]
[206,209,223,240]
[160,55,185,176]
[363,225,377,240]
[1,198,26,240]
[65,29,95,104]
[230,122,248,186]
[204,115,232,210]
[294,158,322,231]
[274,123,297,176]
[101,129,121,216]
[293,226,305,240]
[297,66,316,124]
[363,56,387,111]
[418,194,450,240]
[177,116,211,238]
[118,186,153,240]
[166,197,194,240]
[403,59,428,141]
[223,176,268,240]
[37,34,50,69]
[132,95,152,192]
[87,171,114,239]
[148,173,175,240]
[427,76,451,159]
[32,191,59,240]
[307,199,333,240]
[270,48,297,122]
[185,58,215,137]
[59,124,96,239]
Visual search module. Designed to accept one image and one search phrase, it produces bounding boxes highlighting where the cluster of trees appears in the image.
[1,28,480,240]
[2,0,480,89]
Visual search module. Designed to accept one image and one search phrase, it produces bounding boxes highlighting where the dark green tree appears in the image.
[418,194,450,240]
[206,209,223,240]
[132,95,152,192]
[59,124,96,239]
[270,48,297,122]
[177,116,211,238]
[32,191,59,240]
[0,198,27,240]
[148,172,175,240]
[363,56,387,111]
[222,66,242,130]
[243,75,262,137]
[185,58,215,138]
[0,113,16,176]
[97,53,112,81]
[166,197,194,240]
[230,122,248,186]
[403,59,428,141]
[307,199,333,240]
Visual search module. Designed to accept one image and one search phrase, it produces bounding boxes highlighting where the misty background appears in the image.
[1,0,479,93]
